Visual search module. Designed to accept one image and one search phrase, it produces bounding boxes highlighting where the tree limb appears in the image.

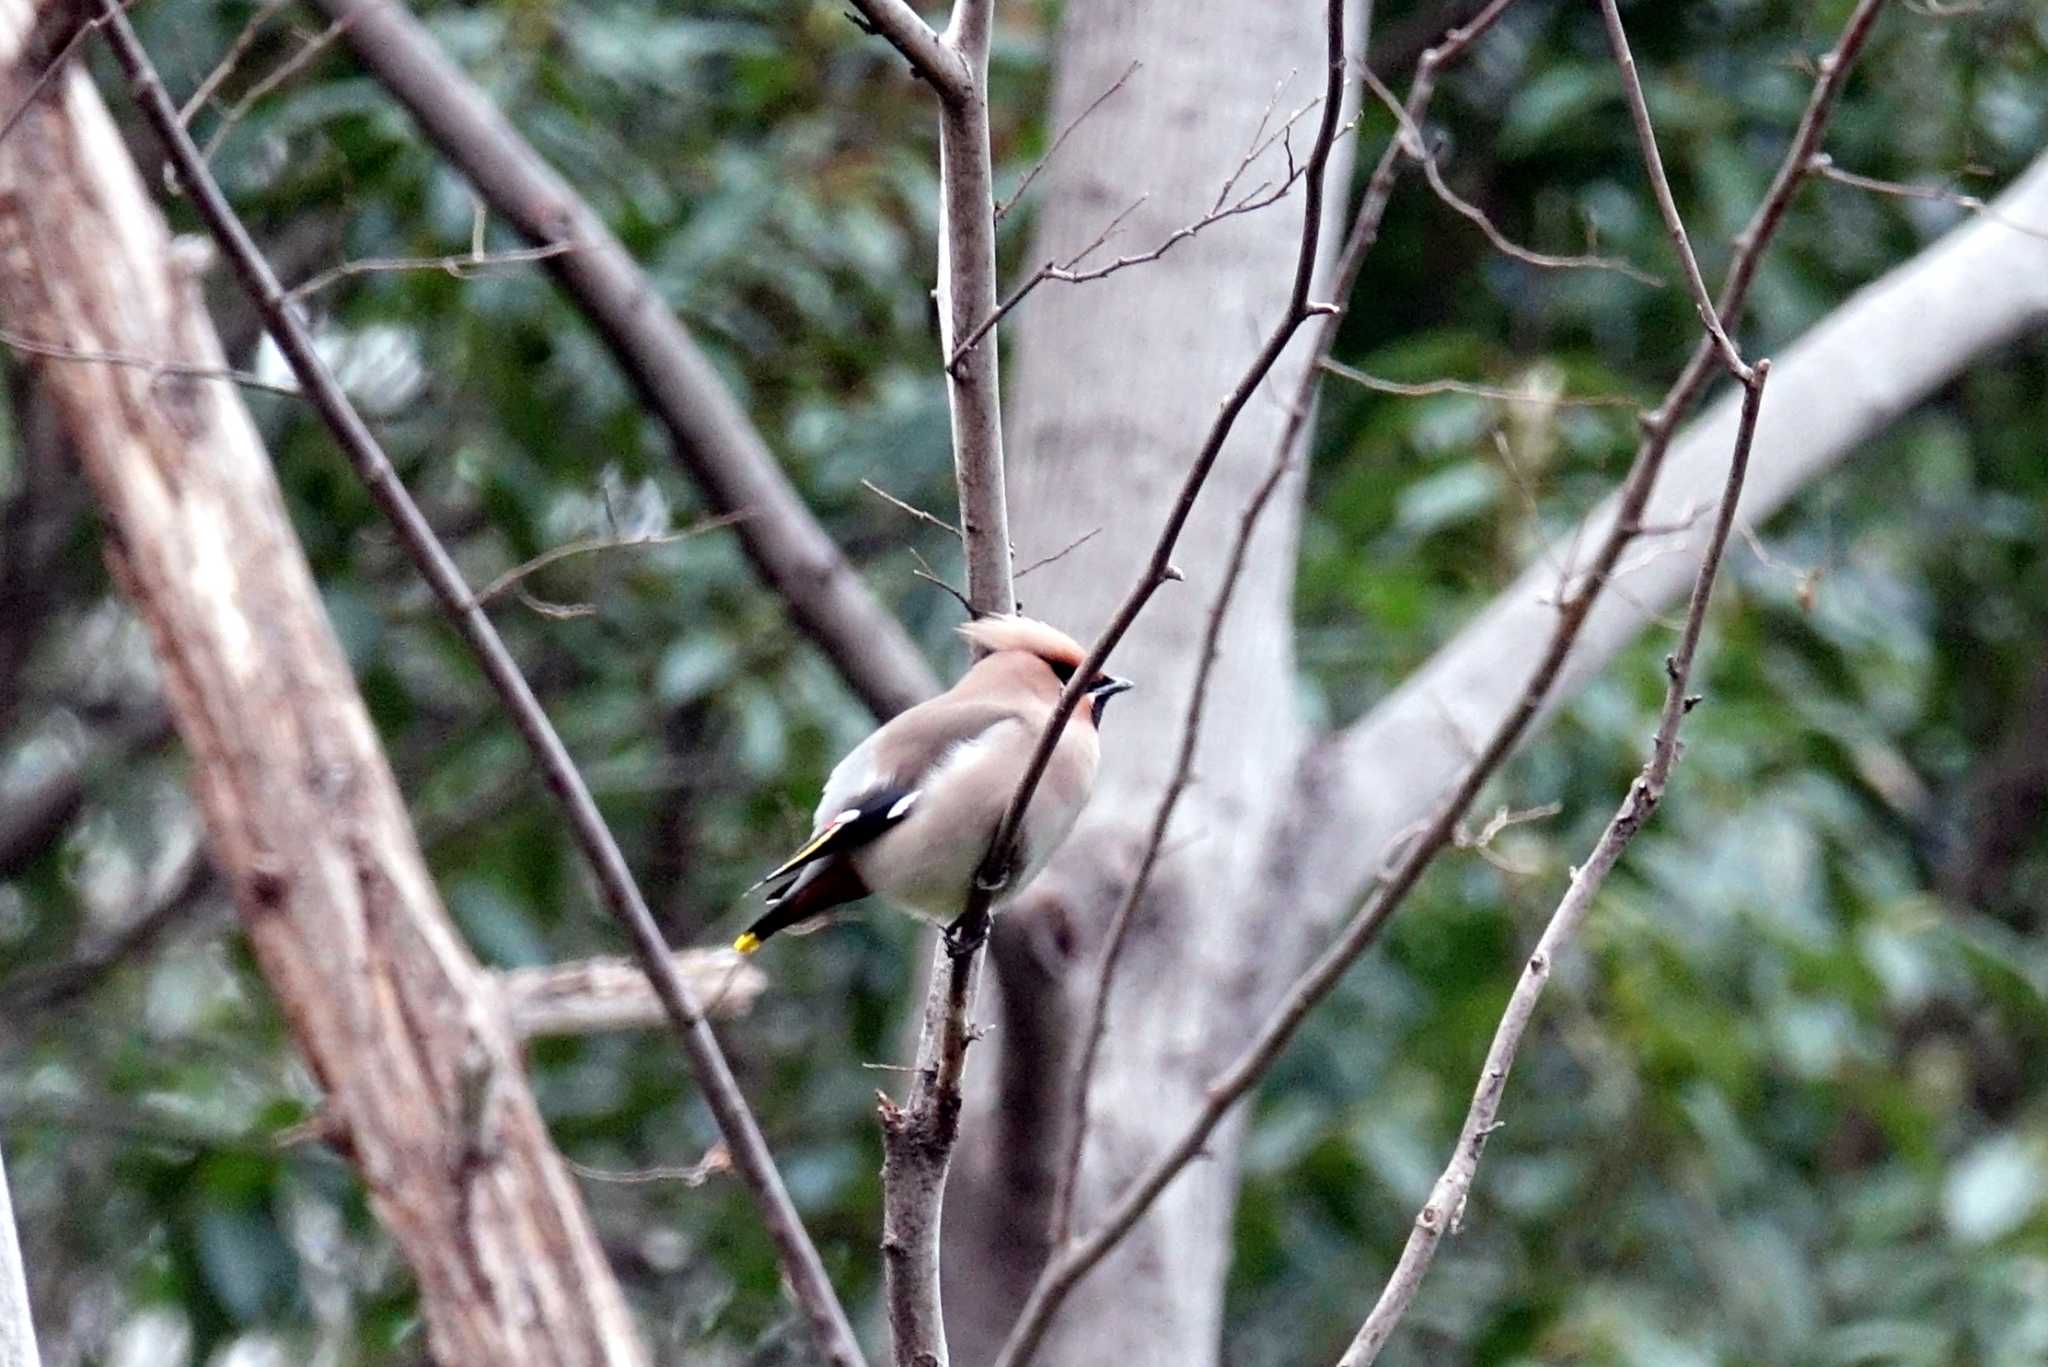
[92,11,867,1364]
[495,949,767,1040]
[874,0,1011,1357]
[845,0,967,98]
[308,0,938,721]
[1341,360,1772,1365]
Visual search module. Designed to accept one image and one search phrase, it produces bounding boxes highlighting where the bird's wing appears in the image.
[747,785,922,891]
[751,699,1026,892]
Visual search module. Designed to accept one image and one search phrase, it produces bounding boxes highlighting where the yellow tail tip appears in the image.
[732,932,761,955]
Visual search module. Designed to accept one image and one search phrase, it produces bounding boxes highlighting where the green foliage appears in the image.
[2,0,2045,1363]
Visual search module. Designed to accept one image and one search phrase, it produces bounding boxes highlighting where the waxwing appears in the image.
[735,615,1132,953]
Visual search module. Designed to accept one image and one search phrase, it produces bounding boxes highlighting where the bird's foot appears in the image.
[943,906,992,958]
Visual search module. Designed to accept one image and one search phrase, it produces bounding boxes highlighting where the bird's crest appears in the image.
[958,614,1086,669]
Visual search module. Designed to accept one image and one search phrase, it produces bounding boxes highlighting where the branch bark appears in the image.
[849,1,1011,1359]
[0,11,643,1359]
[495,949,766,1040]
[307,0,938,721]
[90,10,867,1363]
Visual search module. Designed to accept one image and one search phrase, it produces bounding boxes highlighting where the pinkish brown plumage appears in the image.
[735,616,1131,953]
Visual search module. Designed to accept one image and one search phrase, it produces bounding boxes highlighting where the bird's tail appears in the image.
[732,857,870,954]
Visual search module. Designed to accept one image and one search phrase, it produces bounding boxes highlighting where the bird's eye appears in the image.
[1047,659,1077,684]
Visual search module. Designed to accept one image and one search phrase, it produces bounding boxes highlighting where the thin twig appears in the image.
[1357,64,1659,287]
[995,59,1139,223]
[286,241,574,300]
[197,18,348,163]
[949,89,1331,369]
[1320,357,1637,408]
[567,1144,731,1187]
[471,513,747,608]
[178,0,293,125]
[1808,153,2048,242]
[861,478,962,539]
[93,13,867,1367]
[1041,0,1528,1287]
[1343,360,1770,1366]
[0,325,301,397]
[1595,0,1752,380]
[1015,526,1102,580]
[998,5,1886,1361]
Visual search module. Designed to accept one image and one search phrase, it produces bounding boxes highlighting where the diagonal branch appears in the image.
[1595,0,1752,381]
[995,4,1890,1361]
[308,0,937,720]
[92,11,867,1366]
[844,0,967,99]
[1340,360,1771,1366]
[1045,0,1529,1254]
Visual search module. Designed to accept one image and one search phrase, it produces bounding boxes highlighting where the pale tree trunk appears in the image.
[0,1146,37,1367]
[941,2,1363,1361]
[940,2,2048,1362]
[0,10,644,1363]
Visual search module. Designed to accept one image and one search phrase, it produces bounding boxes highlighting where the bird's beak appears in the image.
[1090,675,1134,699]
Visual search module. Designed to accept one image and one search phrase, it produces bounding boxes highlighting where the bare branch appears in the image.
[0,323,301,397]
[1320,357,1637,408]
[1014,526,1101,580]
[177,0,292,125]
[862,477,962,539]
[94,12,867,1365]
[1809,153,2048,242]
[950,91,1329,369]
[1343,360,1770,1366]
[933,0,1013,617]
[285,241,574,300]
[1595,0,1752,380]
[871,0,1016,1356]
[496,950,766,1040]
[471,512,747,608]
[1357,63,1660,286]
[999,4,1888,1360]
[312,0,938,720]
[844,0,968,99]
[995,59,1139,223]
[196,18,348,163]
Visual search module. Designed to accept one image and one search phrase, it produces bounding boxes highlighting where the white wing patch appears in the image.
[887,791,921,819]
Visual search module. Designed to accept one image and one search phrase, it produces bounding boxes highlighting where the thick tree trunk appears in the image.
[940,3,1361,1361]
[0,12,645,1364]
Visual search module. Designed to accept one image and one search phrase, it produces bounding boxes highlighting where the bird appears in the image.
[733,614,1132,955]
